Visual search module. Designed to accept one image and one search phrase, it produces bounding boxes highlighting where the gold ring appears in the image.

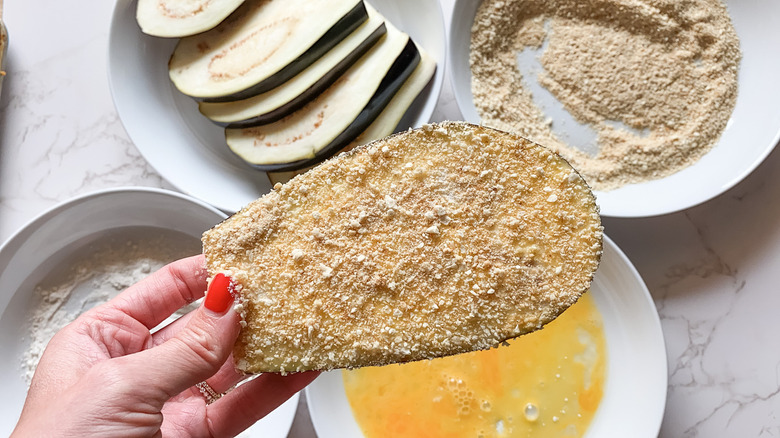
[195,381,222,405]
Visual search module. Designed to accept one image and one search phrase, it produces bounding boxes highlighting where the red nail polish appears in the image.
[204,273,234,314]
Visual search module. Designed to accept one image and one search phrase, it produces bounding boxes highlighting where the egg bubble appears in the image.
[457,403,472,416]
[524,403,540,422]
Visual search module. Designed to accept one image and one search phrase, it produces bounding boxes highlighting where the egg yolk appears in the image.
[343,293,606,438]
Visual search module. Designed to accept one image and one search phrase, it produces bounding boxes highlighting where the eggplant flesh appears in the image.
[169,0,367,102]
[198,6,387,128]
[225,27,421,172]
[136,0,246,38]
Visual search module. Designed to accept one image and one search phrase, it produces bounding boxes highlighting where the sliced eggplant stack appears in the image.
[169,0,368,102]
[198,4,387,128]
[136,0,246,38]
[267,48,437,185]
[225,23,421,172]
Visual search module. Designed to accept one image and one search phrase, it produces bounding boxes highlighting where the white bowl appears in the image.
[306,235,668,438]
[449,0,780,217]
[0,188,298,437]
[109,0,446,213]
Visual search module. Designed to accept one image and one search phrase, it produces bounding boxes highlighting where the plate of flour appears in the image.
[0,188,300,437]
[449,0,780,217]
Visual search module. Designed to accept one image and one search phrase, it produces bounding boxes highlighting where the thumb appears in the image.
[120,273,241,404]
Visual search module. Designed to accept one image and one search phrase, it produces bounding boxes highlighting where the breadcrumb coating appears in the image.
[202,122,603,373]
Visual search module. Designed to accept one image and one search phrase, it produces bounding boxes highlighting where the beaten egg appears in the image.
[343,293,606,438]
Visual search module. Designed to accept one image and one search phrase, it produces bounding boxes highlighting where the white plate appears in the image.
[449,0,780,217]
[306,235,668,438]
[108,0,446,213]
[0,188,298,437]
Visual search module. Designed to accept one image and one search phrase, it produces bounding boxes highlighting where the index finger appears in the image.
[100,254,209,329]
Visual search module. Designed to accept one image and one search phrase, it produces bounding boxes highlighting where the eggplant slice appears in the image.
[267,48,437,186]
[198,4,387,128]
[169,0,367,102]
[226,23,420,172]
[136,0,246,38]
[203,122,604,373]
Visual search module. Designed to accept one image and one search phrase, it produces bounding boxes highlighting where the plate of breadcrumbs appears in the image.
[449,0,780,217]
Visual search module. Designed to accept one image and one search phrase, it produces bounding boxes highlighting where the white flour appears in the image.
[21,228,201,385]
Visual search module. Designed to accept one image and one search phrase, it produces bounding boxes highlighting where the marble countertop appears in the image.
[2,1,779,437]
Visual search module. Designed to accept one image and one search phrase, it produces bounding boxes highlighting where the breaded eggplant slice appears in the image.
[202,121,603,374]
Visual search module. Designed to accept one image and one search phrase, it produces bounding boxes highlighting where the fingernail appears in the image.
[204,273,234,315]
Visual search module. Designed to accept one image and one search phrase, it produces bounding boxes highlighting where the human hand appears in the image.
[12,254,318,437]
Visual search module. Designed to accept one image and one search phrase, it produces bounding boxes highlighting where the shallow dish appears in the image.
[449,0,780,217]
[109,0,446,213]
[0,188,299,437]
[306,235,667,438]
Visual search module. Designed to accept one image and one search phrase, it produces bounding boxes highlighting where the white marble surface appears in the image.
[2,0,780,437]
